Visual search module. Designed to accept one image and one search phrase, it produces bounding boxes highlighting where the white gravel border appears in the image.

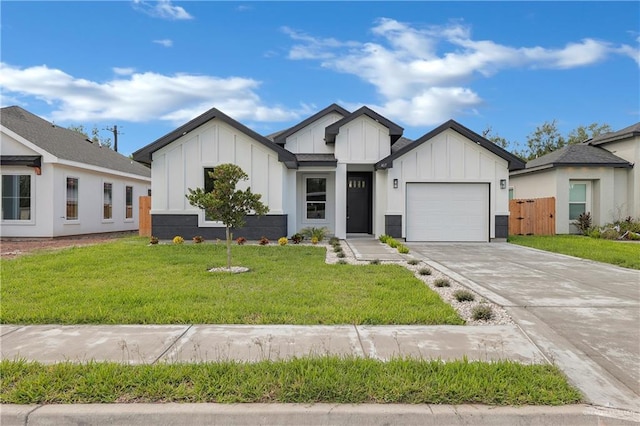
[324,240,514,326]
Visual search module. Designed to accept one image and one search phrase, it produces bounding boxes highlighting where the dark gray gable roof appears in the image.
[325,106,404,144]
[587,122,640,146]
[391,136,413,153]
[375,119,526,171]
[273,103,350,146]
[294,153,337,167]
[132,107,297,168]
[1,106,150,178]
[517,144,632,174]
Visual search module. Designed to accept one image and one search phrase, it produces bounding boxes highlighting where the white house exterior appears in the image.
[133,104,524,242]
[1,106,151,238]
[509,125,637,234]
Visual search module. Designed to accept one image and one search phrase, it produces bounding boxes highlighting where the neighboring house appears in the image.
[132,104,524,242]
[509,124,638,234]
[1,106,151,238]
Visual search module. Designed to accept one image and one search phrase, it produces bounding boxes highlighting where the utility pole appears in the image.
[105,125,122,152]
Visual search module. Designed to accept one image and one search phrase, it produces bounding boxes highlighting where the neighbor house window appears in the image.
[306,177,326,220]
[103,183,113,220]
[569,182,587,220]
[125,186,133,219]
[508,187,514,200]
[66,177,79,220]
[2,175,31,221]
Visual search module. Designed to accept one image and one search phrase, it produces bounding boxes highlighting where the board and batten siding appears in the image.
[284,112,343,154]
[150,119,286,216]
[335,116,391,164]
[385,129,510,239]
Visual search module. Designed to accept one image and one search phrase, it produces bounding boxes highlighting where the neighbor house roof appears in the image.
[1,106,150,178]
[132,107,297,168]
[510,144,632,176]
[325,106,404,144]
[272,103,350,146]
[375,119,526,171]
[587,122,640,146]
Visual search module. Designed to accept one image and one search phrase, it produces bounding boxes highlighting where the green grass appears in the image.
[509,235,640,270]
[0,358,582,405]
[0,238,462,325]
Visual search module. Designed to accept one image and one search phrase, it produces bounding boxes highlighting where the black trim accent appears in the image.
[495,215,509,239]
[273,104,350,146]
[151,214,288,240]
[384,215,402,238]
[0,155,41,167]
[375,120,526,172]
[325,106,404,144]
[132,108,297,168]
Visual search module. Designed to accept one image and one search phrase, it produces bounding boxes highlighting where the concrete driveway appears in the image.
[406,242,640,412]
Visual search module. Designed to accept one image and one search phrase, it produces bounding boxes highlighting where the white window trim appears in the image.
[568,180,591,220]
[302,174,329,225]
[65,175,80,223]
[124,185,134,222]
[102,180,114,223]
[1,171,36,225]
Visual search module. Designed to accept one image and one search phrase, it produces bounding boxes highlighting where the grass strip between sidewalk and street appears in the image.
[0,358,582,405]
[0,238,462,325]
[508,235,640,270]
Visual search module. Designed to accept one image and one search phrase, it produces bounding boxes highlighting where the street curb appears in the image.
[2,403,639,426]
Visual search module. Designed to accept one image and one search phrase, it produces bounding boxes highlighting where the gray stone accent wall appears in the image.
[151,214,288,240]
[385,215,402,238]
[495,215,509,239]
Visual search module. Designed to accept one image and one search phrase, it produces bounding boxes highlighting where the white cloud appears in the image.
[113,67,135,76]
[284,18,636,126]
[153,39,173,48]
[132,0,193,20]
[0,62,305,124]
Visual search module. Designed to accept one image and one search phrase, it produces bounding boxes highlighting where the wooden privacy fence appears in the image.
[509,197,556,236]
[139,196,151,237]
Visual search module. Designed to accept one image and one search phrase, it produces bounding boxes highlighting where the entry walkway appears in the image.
[346,236,409,261]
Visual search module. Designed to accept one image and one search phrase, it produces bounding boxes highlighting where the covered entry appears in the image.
[406,183,489,242]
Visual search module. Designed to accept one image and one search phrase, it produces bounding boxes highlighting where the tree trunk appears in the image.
[225,226,232,269]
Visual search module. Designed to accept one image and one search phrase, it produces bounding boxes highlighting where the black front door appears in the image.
[347,172,372,233]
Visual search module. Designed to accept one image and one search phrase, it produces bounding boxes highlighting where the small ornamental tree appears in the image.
[186,164,268,269]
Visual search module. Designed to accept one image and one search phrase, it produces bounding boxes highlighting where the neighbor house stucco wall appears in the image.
[596,137,639,219]
[386,129,510,239]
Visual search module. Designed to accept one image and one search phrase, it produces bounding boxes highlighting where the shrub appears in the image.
[193,235,204,244]
[387,238,399,249]
[434,278,450,287]
[259,236,270,245]
[472,305,493,321]
[337,252,346,258]
[290,233,304,244]
[333,246,343,253]
[311,236,319,245]
[453,290,475,302]
[300,227,328,242]
[418,267,432,276]
[588,228,601,239]
[378,234,391,243]
[370,259,381,265]
[236,237,247,245]
[600,228,620,240]
[337,259,348,265]
[172,236,184,245]
[329,237,340,245]
[278,237,288,246]
[407,259,419,265]
[149,236,159,245]
[573,212,592,235]
[397,244,410,254]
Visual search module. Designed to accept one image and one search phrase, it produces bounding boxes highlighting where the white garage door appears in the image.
[406,183,489,242]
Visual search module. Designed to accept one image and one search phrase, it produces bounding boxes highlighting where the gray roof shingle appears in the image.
[521,144,632,171]
[1,106,150,178]
[587,122,640,146]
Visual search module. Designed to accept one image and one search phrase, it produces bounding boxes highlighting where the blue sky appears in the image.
[1,1,638,156]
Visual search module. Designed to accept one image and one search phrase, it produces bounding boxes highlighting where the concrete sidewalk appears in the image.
[1,324,544,364]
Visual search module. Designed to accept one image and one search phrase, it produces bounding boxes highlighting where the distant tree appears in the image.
[566,123,612,145]
[68,124,112,148]
[525,120,566,160]
[186,164,268,269]
[482,126,510,149]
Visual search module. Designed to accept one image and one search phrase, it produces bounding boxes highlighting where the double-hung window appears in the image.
[306,177,326,220]
[103,183,113,220]
[66,177,79,220]
[569,181,588,220]
[2,175,31,221]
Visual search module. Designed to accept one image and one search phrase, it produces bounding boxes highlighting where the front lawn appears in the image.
[0,238,462,325]
[0,358,582,405]
[508,235,640,269]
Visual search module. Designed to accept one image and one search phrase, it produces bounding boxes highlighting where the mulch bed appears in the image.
[1,232,137,259]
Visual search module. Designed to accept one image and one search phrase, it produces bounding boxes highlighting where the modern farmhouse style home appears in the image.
[133,104,524,241]
[1,106,151,238]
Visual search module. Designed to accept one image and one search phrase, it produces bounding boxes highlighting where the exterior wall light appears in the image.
[393,179,399,189]
[500,179,507,189]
